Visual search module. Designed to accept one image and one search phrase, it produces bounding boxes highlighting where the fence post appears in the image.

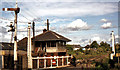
[51,56,52,67]
[57,56,58,67]
[67,56,68,65]
[62,56,64,66]
[37,59,39,69]
[44,56,46,68]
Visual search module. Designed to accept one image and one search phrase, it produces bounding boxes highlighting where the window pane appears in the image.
[51,42,56,47]
[47,42,50,47]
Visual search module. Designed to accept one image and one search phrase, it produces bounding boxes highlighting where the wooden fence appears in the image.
[32,56,72,69]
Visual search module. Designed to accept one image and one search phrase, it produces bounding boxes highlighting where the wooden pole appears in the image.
[47,19,49,31]
[2,55,4,69]
[14,10,18,69]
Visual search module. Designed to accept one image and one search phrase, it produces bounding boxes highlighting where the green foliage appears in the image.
[90,41,99,48]
[99,41,111,52]
[115,44,120,53]
[75,47,84,53]
[66,41,111,60]
[95,61,109,70]
[66,45,73,51]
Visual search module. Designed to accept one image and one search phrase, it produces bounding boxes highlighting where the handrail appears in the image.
[32,56,71,59]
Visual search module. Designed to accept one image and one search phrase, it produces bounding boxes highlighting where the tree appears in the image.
[76,47,84,53]
[115,44,120,53]
[100,41,111,52]
[90,41,99,48]
[66,45,73,51]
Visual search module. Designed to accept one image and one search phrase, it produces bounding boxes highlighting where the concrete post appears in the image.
[112,31,115,54]
[110,31,115,60]
[27,22,32,69]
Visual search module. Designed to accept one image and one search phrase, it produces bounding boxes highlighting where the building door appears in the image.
[4,55,14,69]
[17,56,22,70]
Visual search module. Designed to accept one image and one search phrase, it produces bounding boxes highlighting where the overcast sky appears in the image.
[0,0,119,46]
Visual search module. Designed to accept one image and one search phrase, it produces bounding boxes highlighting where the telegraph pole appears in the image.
[2,1,20,69]
[32,21,35,52]
[47,19,49,31]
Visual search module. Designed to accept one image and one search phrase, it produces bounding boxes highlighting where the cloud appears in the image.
[100,18,108,23]
[0,26,7,34]
[101,22,112,29]
[2,2,118,22]
[50,19,69,23]
[115,35,119,38]
[91,36,101,41]
[66,19,91,31]
[2,0,120,2]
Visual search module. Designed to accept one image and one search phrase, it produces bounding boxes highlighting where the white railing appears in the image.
[32,56,72,69]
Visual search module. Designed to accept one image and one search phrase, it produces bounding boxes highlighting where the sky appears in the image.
[0,0,120,46]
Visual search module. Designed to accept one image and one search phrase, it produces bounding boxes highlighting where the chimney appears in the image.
[47,19,49,31]
[43,29,47,33]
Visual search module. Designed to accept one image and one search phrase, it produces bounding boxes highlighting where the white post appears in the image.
[14,7,18,70]
[27,22,32,69]
[44,56,46,68]
[112,31,115,54]
[57,56,58,67]
[37,59,39,69]
[110,31,115,60]
[2,55,4,68]
[62,56,64,66]
[67,56,68,65]
[51,56,52,67]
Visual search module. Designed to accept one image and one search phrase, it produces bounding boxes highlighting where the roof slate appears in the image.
[0,42,26,51]
[32,30,71,42]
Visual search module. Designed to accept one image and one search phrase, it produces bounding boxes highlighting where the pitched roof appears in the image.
[0,42,26,51]
[0,42,14,50]
[33,30,71,42]
[18,37,28,51]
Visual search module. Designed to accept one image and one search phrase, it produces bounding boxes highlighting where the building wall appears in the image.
[22,55,28,69]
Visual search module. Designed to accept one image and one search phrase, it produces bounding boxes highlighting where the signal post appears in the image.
[3,7,20,69]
